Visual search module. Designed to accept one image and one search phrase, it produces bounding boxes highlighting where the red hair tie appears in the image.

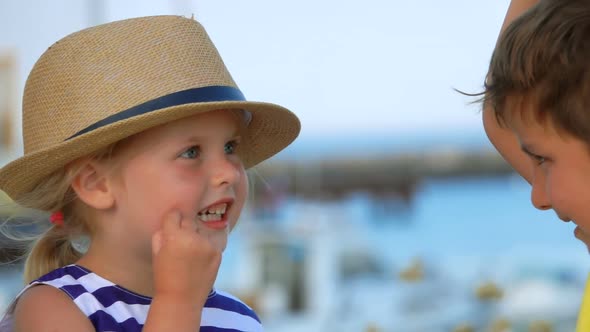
[50,211,64,227]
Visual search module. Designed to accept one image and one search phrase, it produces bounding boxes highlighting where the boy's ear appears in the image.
[71,161,115,210]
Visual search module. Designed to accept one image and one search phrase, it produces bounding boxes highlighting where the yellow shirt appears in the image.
[577,273,590,332]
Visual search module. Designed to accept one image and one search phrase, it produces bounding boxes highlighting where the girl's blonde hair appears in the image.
[0,144,118,284]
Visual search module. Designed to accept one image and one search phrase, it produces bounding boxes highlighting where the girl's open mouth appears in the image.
[196,201,231,230]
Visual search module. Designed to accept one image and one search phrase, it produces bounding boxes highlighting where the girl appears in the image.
[0,15,300,331]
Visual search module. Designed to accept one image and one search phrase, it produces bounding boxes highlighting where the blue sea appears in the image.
[240,131,588,264]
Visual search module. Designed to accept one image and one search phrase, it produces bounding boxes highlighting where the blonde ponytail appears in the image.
[23,226,82,283]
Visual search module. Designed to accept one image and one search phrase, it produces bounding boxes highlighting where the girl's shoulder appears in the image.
[32,264,92,293]
[0,265,97,332]
[10,283,95,331]
[204,289,263,331]
[3,264,88,316]
[2,265,151,332]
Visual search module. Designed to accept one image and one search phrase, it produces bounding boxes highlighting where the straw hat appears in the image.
[0,15,300,200]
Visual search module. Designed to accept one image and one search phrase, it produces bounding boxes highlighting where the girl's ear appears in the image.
[71,161,115,210]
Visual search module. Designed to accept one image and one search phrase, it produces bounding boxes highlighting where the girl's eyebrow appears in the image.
[184,135,207,143]
[184,132,241,143]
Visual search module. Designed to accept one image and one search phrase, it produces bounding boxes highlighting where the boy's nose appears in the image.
[530,172,551,210]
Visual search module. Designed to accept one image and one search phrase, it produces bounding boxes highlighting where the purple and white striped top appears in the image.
[0,264,262,331]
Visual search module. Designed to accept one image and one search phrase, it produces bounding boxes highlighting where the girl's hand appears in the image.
[144,211,220,331]
[151,210,222,306]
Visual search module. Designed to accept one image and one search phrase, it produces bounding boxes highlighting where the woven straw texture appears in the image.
[0,15,300,200]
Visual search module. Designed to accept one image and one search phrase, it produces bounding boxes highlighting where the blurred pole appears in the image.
[0,55,15,153]
[88,0,106,26]
[172,0,195,17]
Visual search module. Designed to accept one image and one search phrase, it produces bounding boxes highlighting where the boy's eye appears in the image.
[532,154,546,165]
[225,140,239,154]
[180,146,200,159]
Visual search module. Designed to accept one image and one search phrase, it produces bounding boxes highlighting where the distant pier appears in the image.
[251,149,514,201]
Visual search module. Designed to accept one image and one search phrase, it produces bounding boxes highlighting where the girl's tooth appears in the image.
[198,211,225,222]
[199,203,227,218]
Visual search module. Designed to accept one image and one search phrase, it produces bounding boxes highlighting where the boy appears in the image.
[482,0,590,330]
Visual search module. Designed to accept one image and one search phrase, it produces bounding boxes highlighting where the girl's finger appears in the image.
[179,213,197,232]
[151,230,163,256]
[162,210,183,234]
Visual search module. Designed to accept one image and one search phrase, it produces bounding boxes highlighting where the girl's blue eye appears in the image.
[225,140,238,154]
[180,146,200,159]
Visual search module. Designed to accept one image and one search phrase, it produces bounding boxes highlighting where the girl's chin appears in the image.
[209,236,228,252]
[198,229,229,252]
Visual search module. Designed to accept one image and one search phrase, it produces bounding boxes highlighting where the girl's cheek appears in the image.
[174,167,205,184]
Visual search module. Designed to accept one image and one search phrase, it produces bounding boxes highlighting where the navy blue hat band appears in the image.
[67,85,246,140]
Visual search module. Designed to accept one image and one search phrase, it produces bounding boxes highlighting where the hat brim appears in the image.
[0,101,300,200]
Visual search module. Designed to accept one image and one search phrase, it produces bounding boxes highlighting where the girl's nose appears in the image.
[210,157,241,187]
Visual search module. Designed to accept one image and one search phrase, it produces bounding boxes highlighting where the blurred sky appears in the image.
[0,0,510,154]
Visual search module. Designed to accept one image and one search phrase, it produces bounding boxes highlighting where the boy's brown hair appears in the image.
[484,0,590,142]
